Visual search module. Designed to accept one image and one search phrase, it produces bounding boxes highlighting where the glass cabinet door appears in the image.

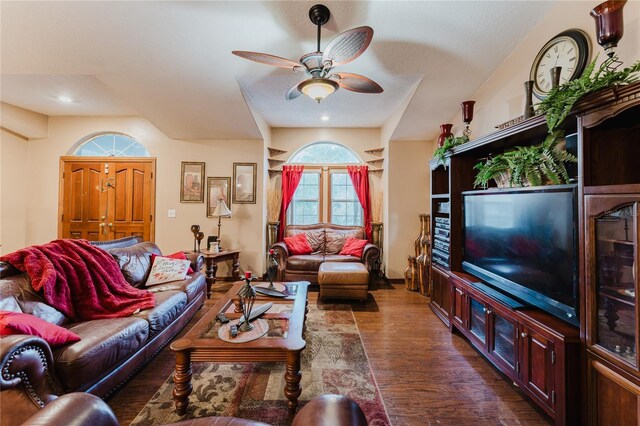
[469,297,487,345]
[491,312,517,371]
[594,202,638,367]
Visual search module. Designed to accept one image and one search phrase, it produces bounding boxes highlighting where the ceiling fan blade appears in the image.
[322,26,373,67]
[333,73,383,93]
[232,51,301,70]
[286,82,303,100]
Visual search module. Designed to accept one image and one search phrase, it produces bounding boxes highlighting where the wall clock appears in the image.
[529,29,590,99]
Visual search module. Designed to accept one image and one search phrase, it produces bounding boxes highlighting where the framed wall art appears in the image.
[180,162,205,203]
[207,177,231,217]
[233,163,257,204]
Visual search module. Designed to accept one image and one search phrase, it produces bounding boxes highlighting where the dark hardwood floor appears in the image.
[109,282,552,425]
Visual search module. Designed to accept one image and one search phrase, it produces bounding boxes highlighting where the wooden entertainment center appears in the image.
[429,82,640,426]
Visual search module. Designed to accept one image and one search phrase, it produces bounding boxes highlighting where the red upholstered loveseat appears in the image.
[0,236,205,425]
[270,223,380,284]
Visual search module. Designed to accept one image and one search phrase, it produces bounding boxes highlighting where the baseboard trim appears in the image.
[387,278,404,284]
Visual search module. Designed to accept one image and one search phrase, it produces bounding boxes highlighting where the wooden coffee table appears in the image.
[170,281,309,415]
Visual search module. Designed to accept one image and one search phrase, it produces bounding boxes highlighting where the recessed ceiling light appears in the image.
[57,95,73,103]
[321,115,330,121]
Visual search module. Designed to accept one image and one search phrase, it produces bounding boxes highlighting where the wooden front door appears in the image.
[59,157,156,241]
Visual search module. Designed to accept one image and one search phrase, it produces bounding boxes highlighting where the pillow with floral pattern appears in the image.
[145,257,191,286]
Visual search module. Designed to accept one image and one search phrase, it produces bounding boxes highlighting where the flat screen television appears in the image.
[462,185,578,326]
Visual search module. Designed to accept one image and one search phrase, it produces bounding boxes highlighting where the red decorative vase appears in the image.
[437,124,454,148]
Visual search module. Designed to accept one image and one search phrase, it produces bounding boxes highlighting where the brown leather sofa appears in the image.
[22,392,367,426]
[0,236,206,425]
[271,224,380,284]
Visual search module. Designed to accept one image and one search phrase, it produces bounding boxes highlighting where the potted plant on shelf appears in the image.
[538,55,640,134]
[432,135,468,166]
[473,132,577,189]
[474,55,640,188]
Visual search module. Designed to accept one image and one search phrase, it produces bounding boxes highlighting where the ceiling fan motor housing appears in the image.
[309,4,330,26]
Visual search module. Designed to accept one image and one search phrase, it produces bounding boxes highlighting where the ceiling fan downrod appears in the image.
[309,4,330,53]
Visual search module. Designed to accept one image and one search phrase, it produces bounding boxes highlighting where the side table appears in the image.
[197,249,241,298]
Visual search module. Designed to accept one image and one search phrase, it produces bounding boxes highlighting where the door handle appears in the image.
[521,332,528,338]
[108,223,113,228]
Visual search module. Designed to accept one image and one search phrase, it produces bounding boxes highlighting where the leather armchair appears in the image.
[15,392,367,426]
[0,335,63,426]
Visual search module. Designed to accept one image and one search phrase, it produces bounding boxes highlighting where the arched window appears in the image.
[72,133,150,157]
[288,142,361,164]
[286,142,363,226]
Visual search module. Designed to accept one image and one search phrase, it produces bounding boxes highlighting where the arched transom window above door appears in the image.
[286,142,364,226]
[72,133,150,157]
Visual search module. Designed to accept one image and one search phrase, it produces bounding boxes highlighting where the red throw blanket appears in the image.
[1,239,155,321]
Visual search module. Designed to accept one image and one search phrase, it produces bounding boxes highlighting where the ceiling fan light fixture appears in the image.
[299,78,339,103]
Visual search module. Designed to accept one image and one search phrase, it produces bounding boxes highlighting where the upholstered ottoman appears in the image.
[318,262,369,301]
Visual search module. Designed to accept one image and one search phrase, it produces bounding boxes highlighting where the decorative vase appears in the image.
[414,215,424,259]
[415,214,431,296]
[437,124,454,148]
[524,80,535,119]
[418,214,431,296]
[405,255,417,291]
[371,222,383,248]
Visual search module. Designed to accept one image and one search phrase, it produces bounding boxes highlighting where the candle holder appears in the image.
[266,249,278,290]
[591,0,626,71]
[237,271,256,332]
[190,225,200,252]
[550,66,562,89]
[461,101,476,139]
[524,80,535,119]
[195,231,204,253]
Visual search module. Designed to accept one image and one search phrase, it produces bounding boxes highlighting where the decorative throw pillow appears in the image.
[284,233,313,255]
[339,237,369,258]
[145,257,191,286]
[0,311,80,347]
[151,252,195,274]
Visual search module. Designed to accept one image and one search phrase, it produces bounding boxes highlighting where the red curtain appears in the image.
[278,165,304,241]
[347,165,372,241]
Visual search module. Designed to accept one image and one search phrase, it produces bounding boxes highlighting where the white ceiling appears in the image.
[0,1,553,141]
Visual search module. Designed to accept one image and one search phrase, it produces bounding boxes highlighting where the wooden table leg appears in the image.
[284,350,302,410]
[231,253,240,280]
[172,350,192,415]
[205,258,215,299]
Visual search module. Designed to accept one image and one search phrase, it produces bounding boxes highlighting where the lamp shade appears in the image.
[212,199,232,218]
[299,78,339,103]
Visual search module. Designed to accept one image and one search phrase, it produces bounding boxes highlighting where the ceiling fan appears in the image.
[232,4,383,103]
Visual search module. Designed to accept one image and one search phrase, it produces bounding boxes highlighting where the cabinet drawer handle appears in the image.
[487,310,493,315]
[521,332,527,338]
[482,307,487,313]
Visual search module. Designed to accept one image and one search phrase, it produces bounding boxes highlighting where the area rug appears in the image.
[130,303,390,426]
